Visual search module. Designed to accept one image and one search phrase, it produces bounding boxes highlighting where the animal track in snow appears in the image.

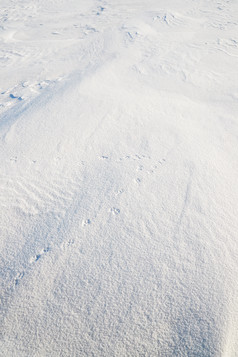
[145,159,166,174]
[14,272,24,286]
[116,188,124,196]
[82,219,91,227]
[134,178,142,184]
[146,165,158,174]
[97,6,105,15]
[29,247,50,264]
[153,12,184,27]
[61,239,74,250]
[132,158,166,183]
[117,153,149,162]
[110,207,120,215]
[9,93,23,101]
[137,165,143,171]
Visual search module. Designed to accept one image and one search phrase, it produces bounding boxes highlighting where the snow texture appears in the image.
[0,0,238,355]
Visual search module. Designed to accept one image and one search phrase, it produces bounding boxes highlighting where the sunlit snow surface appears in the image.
[0,0,238,355]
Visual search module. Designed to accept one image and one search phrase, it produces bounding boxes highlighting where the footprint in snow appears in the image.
[116,188,124,196]
[10,156,17,162]
[29,247,50,264]
[97,6,105,15]
[134,178,141,184]
[110,207,120,215]
[118,154,149,162]
[82,219,91,227]
[61,240,74,250]
[147,165,158,174]
[9,93,23,101]
[14,271,24,286]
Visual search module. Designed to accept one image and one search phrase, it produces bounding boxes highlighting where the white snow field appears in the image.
[0,0,238,355]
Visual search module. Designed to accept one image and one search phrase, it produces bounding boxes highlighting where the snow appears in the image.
[0,0,238,355]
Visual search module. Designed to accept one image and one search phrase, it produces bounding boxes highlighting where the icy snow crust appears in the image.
[0,0,238,355]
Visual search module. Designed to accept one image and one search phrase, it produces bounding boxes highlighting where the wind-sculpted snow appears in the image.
[0,0,238,356]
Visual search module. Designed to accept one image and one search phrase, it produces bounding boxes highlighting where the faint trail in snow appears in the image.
[173,165,194,239]
[217,48,238,58]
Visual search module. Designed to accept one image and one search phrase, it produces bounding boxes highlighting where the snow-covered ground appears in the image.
[1,0,238,355]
